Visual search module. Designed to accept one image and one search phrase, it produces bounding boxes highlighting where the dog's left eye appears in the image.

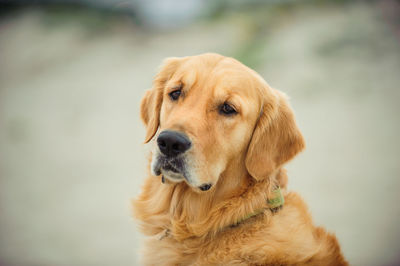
[219,103,237,116]
[169,89,181,101]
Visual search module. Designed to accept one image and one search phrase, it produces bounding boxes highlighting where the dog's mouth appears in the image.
[151,152,213,191]
[152,154,188,182]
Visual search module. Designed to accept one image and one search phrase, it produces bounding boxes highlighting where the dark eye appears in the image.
[169,89,181,101]
[219,103,237,115]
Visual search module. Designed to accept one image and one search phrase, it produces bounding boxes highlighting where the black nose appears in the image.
[157,130,191,157]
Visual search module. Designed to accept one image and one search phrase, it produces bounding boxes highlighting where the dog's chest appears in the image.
[142,237,199,265]
[141,225,265,265]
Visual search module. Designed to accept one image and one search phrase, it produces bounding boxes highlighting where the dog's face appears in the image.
[141,53,304,192]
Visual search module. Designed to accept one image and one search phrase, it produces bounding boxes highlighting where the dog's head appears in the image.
[141,53,304,192]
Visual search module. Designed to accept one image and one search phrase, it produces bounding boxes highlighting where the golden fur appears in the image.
[133,53,348,265]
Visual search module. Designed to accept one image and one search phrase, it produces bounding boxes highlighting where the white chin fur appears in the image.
[161,169,185,182]
[150,152,159,176]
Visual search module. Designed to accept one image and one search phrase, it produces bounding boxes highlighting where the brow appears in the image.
[171,84,183,90]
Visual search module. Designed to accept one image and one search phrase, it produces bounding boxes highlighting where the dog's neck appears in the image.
[213,156,253,203]
[164,158,287,241]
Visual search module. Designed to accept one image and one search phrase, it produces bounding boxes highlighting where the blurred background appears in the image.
[0,0,399,265]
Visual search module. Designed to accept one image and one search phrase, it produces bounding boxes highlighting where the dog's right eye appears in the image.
[219,102,237,116]
[169,90,181,101]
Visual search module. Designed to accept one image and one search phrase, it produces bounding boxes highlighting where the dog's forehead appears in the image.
[213,69,260,98]
[169,55,262,100]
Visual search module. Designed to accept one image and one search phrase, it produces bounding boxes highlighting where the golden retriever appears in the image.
[133,53,348,265]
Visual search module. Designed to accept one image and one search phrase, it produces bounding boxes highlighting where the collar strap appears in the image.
[267,186,285,209]
[158,187,285,240]
[234,187,284,225]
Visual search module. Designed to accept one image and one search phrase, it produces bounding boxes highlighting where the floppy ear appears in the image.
[245,90,305,181]
[140,57,181,143]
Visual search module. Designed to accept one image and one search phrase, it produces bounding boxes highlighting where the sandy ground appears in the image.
[0,3,400,266]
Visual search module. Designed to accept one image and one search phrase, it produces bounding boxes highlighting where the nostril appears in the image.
[199,183,212,191]
[158,139,167,149]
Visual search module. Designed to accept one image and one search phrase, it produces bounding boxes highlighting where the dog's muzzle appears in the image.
[152,130,191,181]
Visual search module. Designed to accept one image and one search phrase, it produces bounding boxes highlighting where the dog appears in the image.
[133,53,348,265]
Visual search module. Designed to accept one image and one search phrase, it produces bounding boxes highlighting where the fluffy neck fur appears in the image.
[133,156,288,241]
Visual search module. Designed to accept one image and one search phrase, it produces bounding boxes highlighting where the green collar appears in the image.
[234,187,284,225]
[267,186,285,209]
[158,187,285,240]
